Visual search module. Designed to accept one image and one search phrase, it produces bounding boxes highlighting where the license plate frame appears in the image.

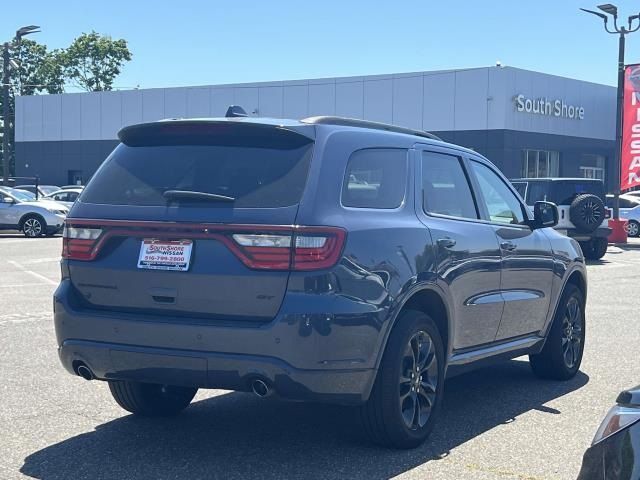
[137,239,193,271]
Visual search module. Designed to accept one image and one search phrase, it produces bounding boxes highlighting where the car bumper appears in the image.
[561,227,612,242]
[44,213,66,233]
[53,280,379,405]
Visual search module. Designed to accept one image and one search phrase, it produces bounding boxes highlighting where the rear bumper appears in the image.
[563,227,611,241]
[58,339,373,404]
[54,280,379,405]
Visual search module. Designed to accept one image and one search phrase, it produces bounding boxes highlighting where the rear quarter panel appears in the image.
[292,129,441,369]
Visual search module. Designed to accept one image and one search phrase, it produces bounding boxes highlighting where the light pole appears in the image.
[581,5,640,224]
[2,25,40,186]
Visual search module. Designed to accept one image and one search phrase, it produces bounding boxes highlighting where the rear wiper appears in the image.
[162,190,235,203]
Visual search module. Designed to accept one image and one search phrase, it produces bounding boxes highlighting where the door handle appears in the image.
[437,238,457,249]
[500,241,517,251]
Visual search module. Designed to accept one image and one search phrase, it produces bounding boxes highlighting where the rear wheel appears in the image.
[108,380,197,417]
[530,284,585,380]
[580,238,607,260]
[359,310,444,449]
[21,215,45,238]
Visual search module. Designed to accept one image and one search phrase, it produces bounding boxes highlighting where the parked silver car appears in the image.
[45,188,83,209]
[0,187,69,237]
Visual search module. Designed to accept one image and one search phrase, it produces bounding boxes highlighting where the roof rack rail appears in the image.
[300,116,442,141]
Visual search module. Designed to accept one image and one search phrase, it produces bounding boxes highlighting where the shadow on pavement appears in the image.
[21,360,588,480]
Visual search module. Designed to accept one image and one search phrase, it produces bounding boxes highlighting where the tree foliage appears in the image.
[15,39,65,95]
[60,32,132,92]
[1,32,132,178]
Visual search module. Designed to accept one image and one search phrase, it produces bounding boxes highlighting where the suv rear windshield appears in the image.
[516,180,606,205]
[550,180,605,205]
[81,127,314,208]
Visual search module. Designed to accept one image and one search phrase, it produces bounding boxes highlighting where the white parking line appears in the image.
[6,260,58,286]
[18,257,61,265]
[0,283,51,288]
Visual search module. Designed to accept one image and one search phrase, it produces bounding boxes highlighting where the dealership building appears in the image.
[14,66,617,190]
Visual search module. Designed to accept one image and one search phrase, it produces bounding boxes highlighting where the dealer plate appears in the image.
[137,239,193,271]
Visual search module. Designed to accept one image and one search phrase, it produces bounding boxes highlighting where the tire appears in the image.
[359,310,445,449]
[21,215,46,238]
[569,194,605,233]
[581,238,608,260]
[627,220,640,238]
[530,284,585,380]
[108,380,198,417]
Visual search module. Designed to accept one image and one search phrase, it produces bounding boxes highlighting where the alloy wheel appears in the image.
[626,222,639,237]
[23,218,42,237]
[399,330,439,430]
[561,297,583,369]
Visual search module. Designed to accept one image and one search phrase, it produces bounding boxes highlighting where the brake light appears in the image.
[62,226,103,260]
[229,228,346,271]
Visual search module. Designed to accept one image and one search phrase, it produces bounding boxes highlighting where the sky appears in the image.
[3,0,640,91]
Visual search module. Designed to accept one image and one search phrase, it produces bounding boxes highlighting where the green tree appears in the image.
[15,39,65,95]
[61,32,132,91]
[1,39,65,179]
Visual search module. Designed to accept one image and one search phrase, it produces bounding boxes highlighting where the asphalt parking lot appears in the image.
[2,234,640,480]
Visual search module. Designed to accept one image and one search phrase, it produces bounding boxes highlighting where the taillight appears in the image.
[229,227,346,271]
[62,225,103,260]
[60,220,346,270]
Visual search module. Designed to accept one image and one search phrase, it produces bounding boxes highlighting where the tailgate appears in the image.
[64,121,315,321]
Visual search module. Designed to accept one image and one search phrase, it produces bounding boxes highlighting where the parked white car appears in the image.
[0,187,69,237]
[45,188,83,208]
[606,194,640,237]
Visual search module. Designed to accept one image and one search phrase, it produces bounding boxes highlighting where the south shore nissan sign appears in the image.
[515,94,585,120]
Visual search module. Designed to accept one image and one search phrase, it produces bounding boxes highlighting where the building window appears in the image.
[521,150,560,178]
[580,155,605,181]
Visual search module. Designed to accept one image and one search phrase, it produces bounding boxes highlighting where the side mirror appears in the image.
[2,196,14,204]
[532,201,558,228]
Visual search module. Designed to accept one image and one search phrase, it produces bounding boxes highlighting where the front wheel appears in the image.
[21,215,46,238]
[108,381,198,417]
[359,310,445,449]
[627,220,640,238]
[530,283,585,380]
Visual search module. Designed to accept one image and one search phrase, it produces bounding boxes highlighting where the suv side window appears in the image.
[422,151,478,219]
[470,160,526,225]
[342,149,408,209]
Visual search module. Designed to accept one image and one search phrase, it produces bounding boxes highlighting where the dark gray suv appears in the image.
[54,114,587,449]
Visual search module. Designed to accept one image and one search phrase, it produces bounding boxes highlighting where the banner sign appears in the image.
[622,64,640,191]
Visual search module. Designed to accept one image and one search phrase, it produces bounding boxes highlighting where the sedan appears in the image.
[606,194,640,237]
[577,385,640,479]
[45,188,83,208]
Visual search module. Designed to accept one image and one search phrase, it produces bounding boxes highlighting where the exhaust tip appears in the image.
[251,379,271,398]
[75,363,94,381]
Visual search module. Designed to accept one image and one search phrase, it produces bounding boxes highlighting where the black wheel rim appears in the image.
[562,297,583,369]
[579,201,602,225]
[399,330,438,430]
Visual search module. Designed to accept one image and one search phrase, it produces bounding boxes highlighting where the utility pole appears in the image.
[2,42,10,186]
[1,26,40,187]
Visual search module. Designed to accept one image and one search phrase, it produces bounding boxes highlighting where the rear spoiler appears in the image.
[118,120,315,149]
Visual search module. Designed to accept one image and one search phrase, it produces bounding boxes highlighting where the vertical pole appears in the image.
[613,31,625,219]
[2,43,10,187]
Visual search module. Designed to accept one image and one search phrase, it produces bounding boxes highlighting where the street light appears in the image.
[581,4,640,241]
[2,25,40,186]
